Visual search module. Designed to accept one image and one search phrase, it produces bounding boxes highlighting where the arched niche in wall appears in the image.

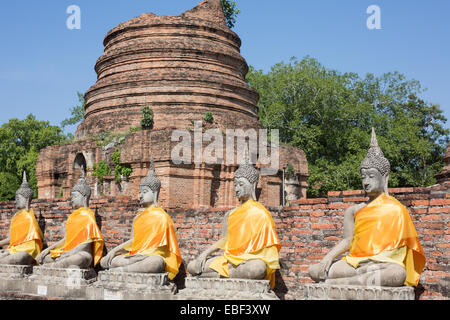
[73,152,87,183]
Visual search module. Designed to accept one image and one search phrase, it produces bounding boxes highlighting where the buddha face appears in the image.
[15,194,30,210]
[139,186,157,207]
[361,168,386,196]
[234,177,255,202]
[71,191,86,209]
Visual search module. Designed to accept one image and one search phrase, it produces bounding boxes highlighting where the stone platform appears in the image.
[0,265,33,279]
[86,271,176,300]
[24,267,97,299]
[0,265,34,293]
[304,283,415,300]
[177,277,279,300]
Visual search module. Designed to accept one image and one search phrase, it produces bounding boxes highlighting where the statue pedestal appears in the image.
[24,267,97,299]
[177,277,279,300]
[0,265,34,293]
[304,283,415,300]
[86,271,176,300]
[0,265,33,279]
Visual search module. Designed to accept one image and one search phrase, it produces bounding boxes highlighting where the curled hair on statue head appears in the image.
[140,156,161,192]
[360,128,390,177]
[16,171,34,199]
[72,165,91,198]
[234,147,259,185]
[360,128,390,194]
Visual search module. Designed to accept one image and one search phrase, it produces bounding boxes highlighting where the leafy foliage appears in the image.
[112,149,132,183]
[141,106,154,130]
[92,160,111,183]
[221,0,240,29]
[247,57,449,197]
[203,112,214,124]
[0,114,69,200]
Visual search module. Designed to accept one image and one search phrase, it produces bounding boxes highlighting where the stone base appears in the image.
[86,271,177,300]
[0,265,34,293]
[24,267,97,299]
[304,283,415,300]
[0,265,33,279]
[177,277,279,300]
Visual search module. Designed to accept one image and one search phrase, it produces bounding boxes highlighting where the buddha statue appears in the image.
[308,128,426,287]
[99,157,182,280]
[36,170,104,269]
[0,172,43,265]
[187,149,281,289]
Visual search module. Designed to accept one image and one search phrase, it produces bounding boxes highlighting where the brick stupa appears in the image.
[36,0,308,209]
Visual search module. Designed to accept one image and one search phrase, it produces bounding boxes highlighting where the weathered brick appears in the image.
[343,197,367,202]
[311,223,337,230]
[412,200,430,206]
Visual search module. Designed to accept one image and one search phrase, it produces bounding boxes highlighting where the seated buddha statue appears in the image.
[99,157,182,280]
[0,172,43,265]
[187,149,281,289]
[36,170,104,269]
[308,129,426,287]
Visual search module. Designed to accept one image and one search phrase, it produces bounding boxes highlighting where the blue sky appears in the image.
[0,0,449,134]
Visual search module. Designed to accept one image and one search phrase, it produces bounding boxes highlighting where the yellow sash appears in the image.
[123,206,182,280]
[8,209,43,259]
[50,208,104,266]
[209,200,281,289]
[344,193,426,286]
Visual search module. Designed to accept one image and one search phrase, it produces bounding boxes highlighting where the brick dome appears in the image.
[76,0,260,139]
[37,0,309,209]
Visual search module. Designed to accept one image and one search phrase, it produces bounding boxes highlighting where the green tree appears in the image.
[0,114,70,200]
[61,91,85,129]
[247,57,449,197]
[221,0,240,28]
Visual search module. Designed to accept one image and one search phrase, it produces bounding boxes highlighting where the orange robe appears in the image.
[50,207,104,266]
[123,206,182,280]
[8,209,43,260]
[344,193,426,286]
[209,200,281,289]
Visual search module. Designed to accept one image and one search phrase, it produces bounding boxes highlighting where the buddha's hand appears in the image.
[187,252,208,276]
[100,251,115,269]
[36,249,49,265]
[308,258,332,282]
[199,251,212,272]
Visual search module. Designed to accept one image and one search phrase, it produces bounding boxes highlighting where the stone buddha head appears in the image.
[360,128,390,197]
[234,149,259,203]
[139,157,161,207]
[72,169,91,209]
[15,172,33,211]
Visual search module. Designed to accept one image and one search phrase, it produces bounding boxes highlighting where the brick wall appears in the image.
[0,186,448,300]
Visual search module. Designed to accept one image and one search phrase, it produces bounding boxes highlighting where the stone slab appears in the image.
[0,265,34,293]
[29,267,97,284]
[24,267,98,299]
[177,277,279,300]
[304,283,415,300]
[0,265,33,279]
[85,271,177,300]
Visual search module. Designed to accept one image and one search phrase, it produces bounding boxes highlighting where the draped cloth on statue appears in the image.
[8,209,43,260]
[50,208,104,266]
[343,193,426,286]
[123,206,181,280]
[209,200,281,289]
